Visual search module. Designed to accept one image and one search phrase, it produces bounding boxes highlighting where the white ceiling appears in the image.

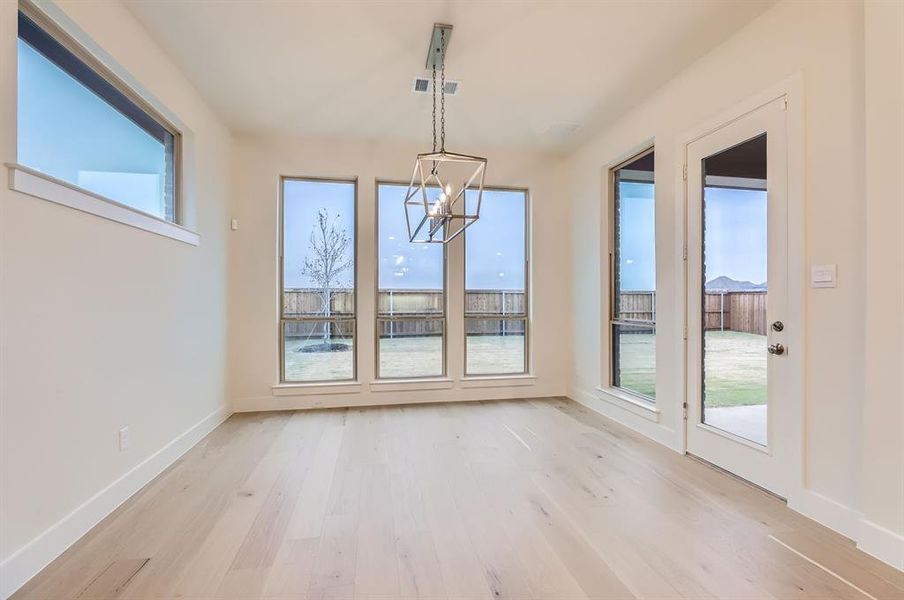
[123,0,774,154]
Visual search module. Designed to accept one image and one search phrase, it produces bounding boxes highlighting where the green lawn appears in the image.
[284,334,525,381]
[618,330,767,407]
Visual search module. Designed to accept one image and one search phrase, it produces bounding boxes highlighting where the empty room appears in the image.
[1,0,903,598]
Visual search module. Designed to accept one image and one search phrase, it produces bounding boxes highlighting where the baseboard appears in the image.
[787,488,860,540]
[566,386,681,452]
[0,405,231,599]
[234,384,563,413]
[857,518,904,571]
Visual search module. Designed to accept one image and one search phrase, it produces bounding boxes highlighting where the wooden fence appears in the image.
[283,289,526,338]
[618,291,766,335]
[703,291,767,335]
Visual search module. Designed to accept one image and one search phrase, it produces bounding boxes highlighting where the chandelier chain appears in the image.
[440,28,446,153]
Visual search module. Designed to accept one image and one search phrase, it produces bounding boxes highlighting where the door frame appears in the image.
[675,75,805,499]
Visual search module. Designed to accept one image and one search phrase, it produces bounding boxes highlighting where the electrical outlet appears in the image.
[118,426,130,451]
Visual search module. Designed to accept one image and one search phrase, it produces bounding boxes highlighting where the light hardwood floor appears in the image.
[13,398,904,599]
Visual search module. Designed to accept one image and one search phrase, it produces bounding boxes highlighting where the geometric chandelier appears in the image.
[405,23,487,244]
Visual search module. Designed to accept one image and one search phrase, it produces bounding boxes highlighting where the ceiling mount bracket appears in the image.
[425,23,453,69]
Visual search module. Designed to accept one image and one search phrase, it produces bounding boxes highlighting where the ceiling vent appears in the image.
[412,77,460,96]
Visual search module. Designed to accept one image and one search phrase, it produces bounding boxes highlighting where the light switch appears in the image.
[811,264,836,288]
[230,218,239,231]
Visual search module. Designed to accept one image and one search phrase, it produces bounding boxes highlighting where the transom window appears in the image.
[464,188,529,375]
[280,178,357,383]
[376,183,446,379]
[610,148,656,400]
[17,8,180,222]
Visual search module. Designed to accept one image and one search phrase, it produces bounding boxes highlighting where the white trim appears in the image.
[594,386,661,422]
[0,405,230,600]
[271,381,363,396]
[704,175,767,190]
[568,388,680,451]
[459,374,537,389]
[856,518,904,570]
[788,489,860,540]
[7,164,200,246]
[369,378,454,392]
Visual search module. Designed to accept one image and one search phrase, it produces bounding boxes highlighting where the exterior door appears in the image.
[685,97,791,497]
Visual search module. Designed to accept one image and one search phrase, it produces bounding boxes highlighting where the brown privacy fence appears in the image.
[703,291,767,335]
[619,291,767,335]
[283,289,526,338]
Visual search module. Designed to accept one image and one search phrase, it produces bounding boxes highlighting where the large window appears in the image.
[377,183,445,379]
[280,178,357,383]
[610,149,656,400]
[17,9,179,221]
[464,188,528,375]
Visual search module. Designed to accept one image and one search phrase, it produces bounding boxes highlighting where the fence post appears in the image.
[501,290,506,336]
[720,292,725,332]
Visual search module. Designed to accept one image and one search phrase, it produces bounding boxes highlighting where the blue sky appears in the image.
[618,182,767,290]
[284,183,527,290]
[617,182,656,291]
[704,187,767,285]
[284,180,356,289]
[18,39,167,217]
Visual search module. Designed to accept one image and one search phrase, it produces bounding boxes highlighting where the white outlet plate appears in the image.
[118,426,130,451]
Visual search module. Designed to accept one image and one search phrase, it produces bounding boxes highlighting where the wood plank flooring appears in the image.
[13,398,904,599]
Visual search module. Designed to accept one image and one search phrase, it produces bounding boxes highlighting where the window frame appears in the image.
[462,186,531,377]
[608,146,656,402]
[374,180,448,380]
[278,175,359,384]
[16,3,183,223]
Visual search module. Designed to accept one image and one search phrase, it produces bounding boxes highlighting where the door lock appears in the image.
[771,321,784,332]
[767,343,785,355]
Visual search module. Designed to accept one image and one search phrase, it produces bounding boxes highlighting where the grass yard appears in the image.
[285,334,526,381]
[284,338,355,381]
[618,330,767,407]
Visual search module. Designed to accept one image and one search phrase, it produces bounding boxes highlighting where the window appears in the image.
[17,9,179,222]
[280,178,357,383]
[610,148,656,400]
[377,183,445,378]
[464,188,528,375]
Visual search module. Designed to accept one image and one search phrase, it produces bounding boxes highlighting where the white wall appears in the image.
[229,135,570,411]
[565,0,902,567]
[861,0,904,568]
[0,1,232,595]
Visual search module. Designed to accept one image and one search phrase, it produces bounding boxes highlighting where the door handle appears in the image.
[767,343,785,356]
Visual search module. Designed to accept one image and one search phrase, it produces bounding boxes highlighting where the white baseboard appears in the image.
[857,518,904,571]
[787,488,860,540]
[0,405,231,599]
[566,386,681,452]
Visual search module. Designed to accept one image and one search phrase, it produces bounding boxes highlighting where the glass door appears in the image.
[685,96,791,498]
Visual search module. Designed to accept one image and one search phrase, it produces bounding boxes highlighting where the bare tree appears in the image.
[300,209,353,341]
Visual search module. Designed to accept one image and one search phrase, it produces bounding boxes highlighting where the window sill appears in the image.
[7,164,199,246]
[459,374,536,389]
[595,386,660,422]
[369,378,454,392]
[272,381,363,396]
